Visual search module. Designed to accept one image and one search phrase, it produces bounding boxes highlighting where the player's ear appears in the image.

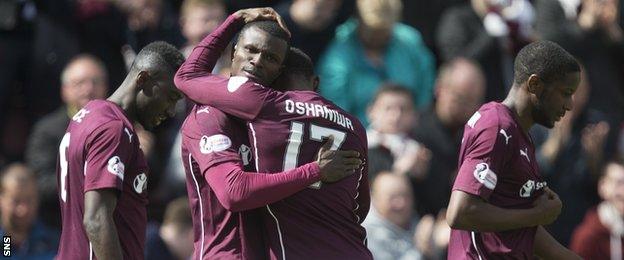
[136,71,154,95]
[526,74,543,97]
[312,75,320,92]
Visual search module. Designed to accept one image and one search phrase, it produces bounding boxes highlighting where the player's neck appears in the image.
[502,88,534,134]
[107,80,138,123]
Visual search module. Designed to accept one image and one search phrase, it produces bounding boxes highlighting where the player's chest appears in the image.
[495,144,546,204]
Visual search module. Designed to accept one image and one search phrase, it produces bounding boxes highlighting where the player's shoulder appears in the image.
[465,102,518,132]
[181,105,233,137]
[68,100,130,133]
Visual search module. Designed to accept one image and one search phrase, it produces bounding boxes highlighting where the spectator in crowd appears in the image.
[534,0,624,158]
[318,0,436,125]
[364,172,449,260]
[437,0,534,102]
[0,163,59,260]
[275,0,353,63]
[179,0,227,60]
[412,58,486,216]
[570,161,624,259]
[25,54,108,229]
[366,84,431,184]
[145,197,193,260]
[117,0,184,53]
[531,68,609,246]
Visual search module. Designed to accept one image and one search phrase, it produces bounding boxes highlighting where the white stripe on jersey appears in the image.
[89,242,93,260]
[250,123,286,260]
[188,154,205,260]
[471,231,484,260]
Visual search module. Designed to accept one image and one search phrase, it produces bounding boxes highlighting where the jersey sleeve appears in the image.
[453,125,510,201]
[83,120,133,192]
[175,74,270,121]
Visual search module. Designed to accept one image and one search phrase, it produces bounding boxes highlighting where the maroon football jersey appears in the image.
[56,100,148,260]
[449,102,546,259]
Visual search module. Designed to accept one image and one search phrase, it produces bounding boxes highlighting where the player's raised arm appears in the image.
[84,189,122,260]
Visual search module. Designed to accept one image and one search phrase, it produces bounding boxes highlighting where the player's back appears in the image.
[57,100,148,260]
[248,90,372,259]
[179,104,265,260]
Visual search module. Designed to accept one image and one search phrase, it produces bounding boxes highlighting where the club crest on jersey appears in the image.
[133,173,147,194]
[519,180,547,198]
[107,156,125,180]
[72,108,90,123]
[473,162,497,190]
[239,144,252,166]
[199,134,232,154]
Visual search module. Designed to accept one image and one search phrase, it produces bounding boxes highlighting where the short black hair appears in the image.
[237,20,290,44]
[283,47,314,78]
[130,41,185,76]
[513,40,580,85]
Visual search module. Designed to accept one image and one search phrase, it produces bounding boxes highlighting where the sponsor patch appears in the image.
[473,162,497,190]
[519,180,547,198]
[239,144,252,166]
[199,134,232,154]
[107,156,125,180]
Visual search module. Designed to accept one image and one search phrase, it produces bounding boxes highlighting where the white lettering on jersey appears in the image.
[72,109,90,123]
[473,162,497,190]
[283,99,355,131]
[133,173,147,194]
[499,129,512,145]
[197,107,210,114]
[239,144,252,166]
[519,180,547,198]
[199,134,232,154]
[107,156,125,180]
[124,127,133,143]
[520,148,530,162]
[227,76,248,92]
[467,112,481,128]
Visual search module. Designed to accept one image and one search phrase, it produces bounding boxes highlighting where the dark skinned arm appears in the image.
[83,189,122,260]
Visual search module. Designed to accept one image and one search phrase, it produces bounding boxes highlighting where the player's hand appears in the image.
[316,135,362,183]
[532,187,562,225]
[233,8,291,37]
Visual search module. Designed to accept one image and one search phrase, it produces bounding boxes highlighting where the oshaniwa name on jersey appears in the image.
[284,99,354,131]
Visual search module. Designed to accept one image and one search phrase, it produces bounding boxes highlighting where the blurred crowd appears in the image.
[1,0,624,259]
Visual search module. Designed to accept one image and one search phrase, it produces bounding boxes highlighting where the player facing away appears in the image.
[56,42,185,260]
[175,8,372,259]
[446,41,583,259]
[178,9,362,259]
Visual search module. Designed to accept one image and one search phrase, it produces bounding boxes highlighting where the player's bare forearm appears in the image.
[534,226,581,260]
[446,190,540,232]
[84,189,123,260]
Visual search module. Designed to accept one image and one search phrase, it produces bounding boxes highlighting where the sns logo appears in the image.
[519,180,547,198]
[107,156,125,181]
[239,144,252,166]
[473,162,497,190]
[133,173,147,194]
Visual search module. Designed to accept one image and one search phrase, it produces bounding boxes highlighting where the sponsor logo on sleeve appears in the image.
[133,173,148,194]
[72,109,90,123]
[199,134,232,154]
[473,162,497,190]
[107,156,125,180]
[467,112,481,128]
[227,76,248,92]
